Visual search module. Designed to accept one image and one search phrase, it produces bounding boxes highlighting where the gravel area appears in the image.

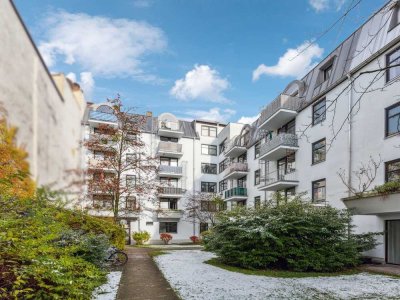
[154,250,400,300]
[92,271,122,300]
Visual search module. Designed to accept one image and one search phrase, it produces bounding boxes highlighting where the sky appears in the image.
[15,0,387,124]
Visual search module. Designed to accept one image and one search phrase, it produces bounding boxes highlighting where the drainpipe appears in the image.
[347,73,353,197]
[192,120,197,236]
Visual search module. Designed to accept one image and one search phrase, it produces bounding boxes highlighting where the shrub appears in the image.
[373,181,400,195]
[190,235,200,243]
[160,233,173,244]
[132,231,151,245]
[204,200,380,272]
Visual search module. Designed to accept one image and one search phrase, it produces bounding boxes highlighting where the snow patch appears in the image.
[92,271,122,300]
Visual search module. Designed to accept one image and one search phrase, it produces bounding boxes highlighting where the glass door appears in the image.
[387,220,400,264]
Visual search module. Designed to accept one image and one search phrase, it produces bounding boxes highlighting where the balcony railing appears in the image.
[261,169,297,186]
[159,165,183,175]
[157,209,184,219]
[259,94,304,127]
[160,187,185,195]
[158,141,183,153]
[260,133,298,158]
[224,187,247,199]
[224,162,248,178]
[224,135,248,157]
[89,111,117,123]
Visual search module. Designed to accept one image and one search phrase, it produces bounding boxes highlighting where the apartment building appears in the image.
[83,1,400,263]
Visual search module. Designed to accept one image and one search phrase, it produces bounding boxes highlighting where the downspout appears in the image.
[347,73,353,197]
[192,120,197,236]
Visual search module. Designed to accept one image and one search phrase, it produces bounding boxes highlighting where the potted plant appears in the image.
[160,233,173,245]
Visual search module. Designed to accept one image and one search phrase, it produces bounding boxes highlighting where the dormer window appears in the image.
[323,64,333,82]
[389,1,400,31]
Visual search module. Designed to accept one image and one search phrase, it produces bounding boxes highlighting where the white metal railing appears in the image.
[259,94,304,125]
[158,141,183,153]
[159,165,183,174]
[224,135,247,154]
[260,169,297,186]
[159,120,180,131]
[260,133,298,157]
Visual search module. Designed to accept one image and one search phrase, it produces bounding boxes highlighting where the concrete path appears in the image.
[360,264,400,276]
[116,247,179,300]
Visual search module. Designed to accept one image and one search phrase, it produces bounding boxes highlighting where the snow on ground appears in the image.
[155,250,400,300]
[92,271,122,300]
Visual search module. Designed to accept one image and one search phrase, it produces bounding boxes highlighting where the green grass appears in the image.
[205,258,363,278]
[148,250,168,257]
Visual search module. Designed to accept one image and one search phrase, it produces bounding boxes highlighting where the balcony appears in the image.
[224,187,247,201]
[223,162,249,180]
[158,165,183,177]
[88,111,118,125]
[259,133,298,161]
[224,136,247,158]
[342,191,400,215]
[258,94,304,131]
[158,120,184,138]
[258,170,298,191]
[157,209,184,219]
[157,141,183,158]
[159,187,185,198]
[87,158,115,171]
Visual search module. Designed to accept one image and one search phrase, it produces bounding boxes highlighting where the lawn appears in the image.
[154,250,400,300]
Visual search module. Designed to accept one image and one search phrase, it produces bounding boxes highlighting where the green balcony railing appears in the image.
[225,187,247,199]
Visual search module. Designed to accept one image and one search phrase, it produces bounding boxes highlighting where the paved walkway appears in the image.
[116,247,179,300]
[360,264,400,276]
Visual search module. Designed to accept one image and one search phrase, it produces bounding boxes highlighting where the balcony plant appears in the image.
[160,233,173,244]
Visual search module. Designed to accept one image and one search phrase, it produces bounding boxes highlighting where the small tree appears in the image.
[85,96,159,222]
[184,192,226,228]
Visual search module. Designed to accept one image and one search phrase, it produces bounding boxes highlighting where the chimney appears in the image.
[146,111,153,117]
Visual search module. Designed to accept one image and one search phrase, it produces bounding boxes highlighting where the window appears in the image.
[386,102,400,137]
[237,200,247,207]
[312,98,326,125]
[237,176,246,188]
[254,196,261,209]
[385,159,400,183]
[201,163,217,174]
[159,222,177,233]
[219,159,229,173]
[386,47,400,82]
[278,119,295,135]
[93,150,105,160]
[160,198,178,210]
[285,187,296,200]
[219,180,228,192]
[254,169,260,185]
[219,140,226,155]
[323,64,333,81]
[238,153,247,163]
[389,3,400,31]
[92,195,113,209]
[126,175,136,187]
[201,200,217,212]
[200,223,209,233]
[126,153,137,163]
[126,131,137,140]
[160,177,178,187]
[146,222,153,226]
[277,154,296,177]
[312,179,326,203]
[201,125,217,137]
[125,196,137,210]
[201,182,217,193]
[160,136,178,142]
[160,157,178,166]
[254,142,261,159]
[201,144,217,156]
[312,138,326,164]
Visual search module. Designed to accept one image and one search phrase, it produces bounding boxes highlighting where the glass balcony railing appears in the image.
[224,187,247,199]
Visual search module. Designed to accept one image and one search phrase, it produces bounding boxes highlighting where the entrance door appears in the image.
[387,220,400,264]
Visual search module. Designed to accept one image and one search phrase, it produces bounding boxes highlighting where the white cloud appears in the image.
[65,71,95,100]
[309,0,346,12]
[66,72,77,82]
[237,114,260,125]
[170,65,230,103]
[183,107,236,123]
[38,11,167,81]
[252,41,324,80]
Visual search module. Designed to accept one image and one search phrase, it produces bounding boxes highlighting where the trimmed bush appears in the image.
[204,200,380,272]
[132,231,151,245]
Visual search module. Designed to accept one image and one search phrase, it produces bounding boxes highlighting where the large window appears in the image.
[160,157,178,166]
[160,198,178,210]
[386,47,400,82]
[254,142,261,159]
[385,159,400,183]
[312,98,326,125]
[237,176,247,188]
[159,222,177,233]
[219,159,229,173]
[277,154,295,176]
[201,163,217,174]
[219,180,228,192]
[254,169,260,185]
[312,179,326,203]
[312,138,326,164]
[200,223,209,233]
[126,175,136,187]
[125,196,137,210]
[201,125,217,137]
[201,182,217,193]
[201,144,217,156]
[254,196,261,209]
[386,102,400,137]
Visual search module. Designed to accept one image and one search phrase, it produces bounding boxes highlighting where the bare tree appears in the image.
[85,96,159,222]
[338,155,382,197]
[184,192,226,228]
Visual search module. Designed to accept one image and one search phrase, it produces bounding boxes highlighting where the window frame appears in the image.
[201,181,217,193]
[219,180,228,192]
[201,125,217,137]
[386,46,400,83]
[385,159,400,183]
[312,98,326,126]
[385,101,400,137]
[201,163,217,174]
[312,138,326,165]
[254,169,260,186]
[126,175,137,188]
[323,64,333,82]
[201,144,217,156]
[254,141,261,159]
[312,179,326,203]
[159,222,177,234]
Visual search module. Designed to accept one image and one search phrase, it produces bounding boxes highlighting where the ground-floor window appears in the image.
[159,222,177,233]
[254,196,261,209]
[312,179,326,203]
[200,223,209,233]
[236,200,247,207]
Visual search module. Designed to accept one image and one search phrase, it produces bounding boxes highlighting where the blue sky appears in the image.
[15,0,387,124]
